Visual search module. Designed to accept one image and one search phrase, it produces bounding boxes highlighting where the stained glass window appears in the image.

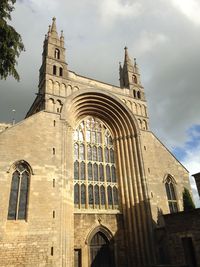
[100,186,105,206]
[74,161,79,180]
[94,163,98,181]
[73,116,119,210]
[111,166,116,182]
[99,164,104,182]
[93,146,97,161]
[80,144,85,160]
[107,186,112,206]
[89,185,94,205]
[81,184,86,205]
[98,147,103,162]
[94,185,100,205]
[87,145,92,161]
[74,184,79,205]
[110,149,114,163]
[105,148,109,163]
[113,186,118,206]
[106,165,111,182]
[74,143,78,160]
[97,132,102,144]
[165,176,178,213]
[81,162,85,180]
[88,163,92,181]
[8,162,30,220]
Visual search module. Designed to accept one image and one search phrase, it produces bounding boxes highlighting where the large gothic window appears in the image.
[8,162,30,220]
[74,117,119,210]
[165,176,178,213]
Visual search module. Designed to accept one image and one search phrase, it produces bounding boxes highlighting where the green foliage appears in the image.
[183,187,195,211]
[0,0,25,81]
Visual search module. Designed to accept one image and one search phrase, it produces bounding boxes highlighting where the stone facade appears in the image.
[0,18,193,267]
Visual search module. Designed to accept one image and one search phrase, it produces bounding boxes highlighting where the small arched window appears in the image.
[59,67,63,77]
[54,48,60,59]
[137,91,141,99]
[53,65,57,75]
[133,75,137,83]
[165,176,178,213]
[8,162,30,220]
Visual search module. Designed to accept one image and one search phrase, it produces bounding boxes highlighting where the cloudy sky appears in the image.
[0,0,200,205]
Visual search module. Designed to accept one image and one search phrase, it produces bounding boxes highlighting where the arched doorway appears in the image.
[90,231,113,267]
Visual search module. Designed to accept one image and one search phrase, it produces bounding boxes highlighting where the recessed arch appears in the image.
[86,225,114,245]
[61,89,140,138]
[62,89,152,265]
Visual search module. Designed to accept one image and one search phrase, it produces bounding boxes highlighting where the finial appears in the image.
[51,17,58,36]
[60,30,64,46]
[134,58,137,66]
[48,25,51,36]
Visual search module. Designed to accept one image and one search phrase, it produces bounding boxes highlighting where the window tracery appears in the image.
[8,162,30,220]
[165,176,178,213]
[73,116,119,210]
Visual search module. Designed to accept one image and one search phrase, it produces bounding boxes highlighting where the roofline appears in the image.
[151,132,189,173]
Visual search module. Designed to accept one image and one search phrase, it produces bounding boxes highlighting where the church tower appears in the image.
[119,47,149,131]
[120,47,145,101]
[26,18,68,116]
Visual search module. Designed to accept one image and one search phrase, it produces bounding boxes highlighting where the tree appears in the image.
[0,0,25,81]
[183,187,195,211]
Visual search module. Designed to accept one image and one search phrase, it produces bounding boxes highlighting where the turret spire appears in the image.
[124,46,133,67]
[51,17,58,38]
[119,46,142,91]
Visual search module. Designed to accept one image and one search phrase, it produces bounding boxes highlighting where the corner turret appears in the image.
[119,47,145,100]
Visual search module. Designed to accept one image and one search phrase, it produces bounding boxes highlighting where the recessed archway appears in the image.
[62,89,153,266]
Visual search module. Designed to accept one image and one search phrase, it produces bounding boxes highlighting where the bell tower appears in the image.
[26,18,68,117]
[119,47,145,101]
[39,17,68,94]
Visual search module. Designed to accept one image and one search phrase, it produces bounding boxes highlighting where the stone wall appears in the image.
[161,209,200,266]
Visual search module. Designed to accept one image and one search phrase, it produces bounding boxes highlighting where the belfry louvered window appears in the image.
[74,116,119,210]
[8,162,30,220]
[165,176,178,213]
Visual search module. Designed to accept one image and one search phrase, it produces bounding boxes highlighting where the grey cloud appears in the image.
[0,0,200,157]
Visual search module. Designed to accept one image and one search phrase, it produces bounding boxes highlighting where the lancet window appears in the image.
[165,176,178,213]
[73,116,119,210]
[8,162,30,220]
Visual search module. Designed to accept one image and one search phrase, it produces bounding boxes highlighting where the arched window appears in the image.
[73,116,119,210]
[53,65,57,75]
[133,75,137,83]
[165,176,178,213]
[137,91,141,99]
[74,184,79,206]
[54,48,60,59]
[81,184,86,206]
[59,67,63,76]
[8,162,30,220]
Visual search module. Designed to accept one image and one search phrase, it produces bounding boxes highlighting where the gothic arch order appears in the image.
[86,225,114,267]
[62,89,153,266]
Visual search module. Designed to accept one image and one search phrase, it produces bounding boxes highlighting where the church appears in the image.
[0,18,196,267]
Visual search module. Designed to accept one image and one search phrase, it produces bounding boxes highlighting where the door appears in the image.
[90,232,113,267]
